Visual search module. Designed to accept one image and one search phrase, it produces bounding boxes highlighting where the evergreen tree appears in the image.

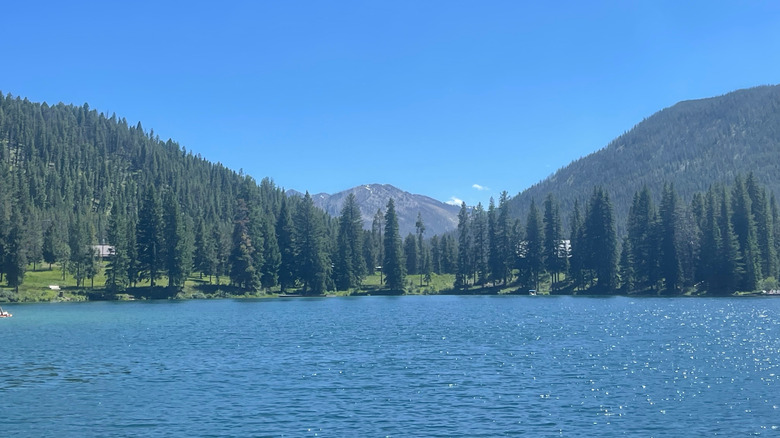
[136,186,164,287]
[543,194,566,288]
[731,176,759,290]
[193,218,211,279]
[495,191,512,285]
[440,234,456,275]
[229,199,259,291]
[371,208,384,283]
[404,233,419,275]
[260,214,281,291]
[569,200,584,290]
[772,193,780,279]
[276,197,296,292]
[25,213,43,271]
[105,204,130,292]
[698,187,722,292]
[214,222,232,286]
[42,221,57,270]
[383,198,405,291]
[294,192,330,294]
[627,187,657,290]
[525,199,544,291]
[658,184,682,293]
[163,192,193,288]
[455,202,471,288]
[746,173,776,281]
[618,236,634,293]
[430,234,441,275]
[716,187,743,293]
[4,209,27,291]
[415,212,427,287]
[334,193,364,290]
[583,187,618,291]
[125,217,139,287]
[54,225,71,282]
[68,215,93,288]
[471,203,488,286]
[487,198,499,283]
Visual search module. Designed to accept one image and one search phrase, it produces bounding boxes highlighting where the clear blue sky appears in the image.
[2,1,779,206]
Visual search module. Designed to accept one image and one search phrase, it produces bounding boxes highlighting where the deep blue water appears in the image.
[1,296,779,437]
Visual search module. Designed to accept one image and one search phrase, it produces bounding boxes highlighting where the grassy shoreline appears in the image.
[1,264,772,303]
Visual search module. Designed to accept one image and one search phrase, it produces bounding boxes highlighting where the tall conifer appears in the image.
[383,199,405,290]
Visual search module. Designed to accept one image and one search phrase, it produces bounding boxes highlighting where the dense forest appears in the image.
[1,92,779,300]
[509,85,780,231]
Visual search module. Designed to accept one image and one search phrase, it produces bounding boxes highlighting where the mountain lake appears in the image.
[0,295,778,436]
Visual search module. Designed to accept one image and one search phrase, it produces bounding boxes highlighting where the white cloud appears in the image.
[446,196,464,206]
[472,184,489,191]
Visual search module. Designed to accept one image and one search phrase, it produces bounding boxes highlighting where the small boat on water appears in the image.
[0,306,12,318]
[528,290,537,296]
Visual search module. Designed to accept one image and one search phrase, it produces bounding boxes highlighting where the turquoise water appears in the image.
[1,296,778,437]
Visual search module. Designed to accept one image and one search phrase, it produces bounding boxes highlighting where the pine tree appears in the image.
[126,217,139,287]
[276,197,296,292]
[441,234,457,275]
[698,187,721,292]
[487,198,499,283]
[658,184,682,293]
[543,194,566,288]
[569,200,584,290]
[260,214,281,291]
[371,208,384,283]
[334,193,364,290]
[731,176,759,290]
[430,235,441,274]
[68,215,93,288]
[495,191,512,285]
[455,202,471,288]
[229,199,259,291]
[404,233,418,275]
[415,212,426,287]
[25,213,43,271]
[294,192,330,294]
[525,199,544,291]
[583,187,617,291]
[4,209,27,291]
[618,236,635,293]
[105,204,130,292]
[746,173,776,281]
[42,221,57,270]
[717,187,743,293]
[383,198,405,291]
[136,186,164,287]
[772,193,780,279]
[627,187,657,291]
[471,204,488,286]
[163,192,192,289]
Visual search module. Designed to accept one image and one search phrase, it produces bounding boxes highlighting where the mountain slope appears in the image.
[305,184,460,237]
[509,85,780,229]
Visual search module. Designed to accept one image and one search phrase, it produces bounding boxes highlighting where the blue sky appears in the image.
[3,1,780,206]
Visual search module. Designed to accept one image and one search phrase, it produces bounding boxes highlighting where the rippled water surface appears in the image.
[1,296,779,436]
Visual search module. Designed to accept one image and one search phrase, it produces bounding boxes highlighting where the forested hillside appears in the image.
[508,85,780,232]
[0,93,325,296]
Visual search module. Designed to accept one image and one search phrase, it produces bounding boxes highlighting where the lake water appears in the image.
[1,296,778,437]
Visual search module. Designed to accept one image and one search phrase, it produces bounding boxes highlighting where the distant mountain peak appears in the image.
[291,184,460,236]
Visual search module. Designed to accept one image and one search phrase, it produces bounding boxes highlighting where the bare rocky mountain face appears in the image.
[289,184,460,237]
